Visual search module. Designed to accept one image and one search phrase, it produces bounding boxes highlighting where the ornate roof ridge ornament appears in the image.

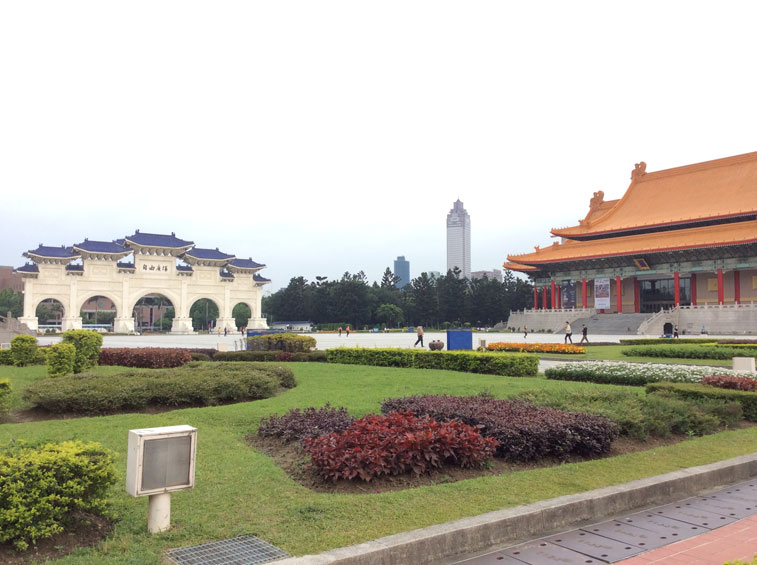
[631,161,646,180]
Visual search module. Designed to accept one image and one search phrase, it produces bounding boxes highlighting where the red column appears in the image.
[557,287,562,309]
[533,286,538,310]
[674,271,680,306]
[734,270,741,304]
[542,286,547,309]
[691,273,697,307]
[550,280,556,309]
[582,278,587,308]
[717,268,724,305]
[616,276,622,313]
[633,277,639,313]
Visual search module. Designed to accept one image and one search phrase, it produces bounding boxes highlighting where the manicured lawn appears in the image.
[1,362,755,564]
[536,345,732,366]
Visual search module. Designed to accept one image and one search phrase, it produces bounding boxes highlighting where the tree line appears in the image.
[262,267,533,329]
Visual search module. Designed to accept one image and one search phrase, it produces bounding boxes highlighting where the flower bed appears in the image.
[304,411,498,482]
[545,361,757,386]
[381,394,618,461]
[702,374,757,392]
[486,342,586,354]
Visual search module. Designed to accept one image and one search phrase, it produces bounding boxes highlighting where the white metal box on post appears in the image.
[126,425,197,533]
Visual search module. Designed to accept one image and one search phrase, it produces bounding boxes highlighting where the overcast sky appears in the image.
[2,1,756,292]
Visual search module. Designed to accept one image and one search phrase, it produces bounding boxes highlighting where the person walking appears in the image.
[673,325,679,338]
[346,325,350,337]
[338,326,342,337]
[523,325,528,339]
[414,325,424,347]
[579,324,589,344]
[224,327,228,337]
[564,321,573,344]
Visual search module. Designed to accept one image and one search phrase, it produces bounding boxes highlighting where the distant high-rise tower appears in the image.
[446,199,471,278]
[394,256,410,288]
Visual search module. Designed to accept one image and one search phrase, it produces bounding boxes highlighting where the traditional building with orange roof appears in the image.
[505,153,757,335]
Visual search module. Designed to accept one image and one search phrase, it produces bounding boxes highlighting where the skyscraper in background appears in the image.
[393,255,410,288]
[446,199,471,278]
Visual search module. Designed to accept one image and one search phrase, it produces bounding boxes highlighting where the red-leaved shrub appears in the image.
[702,375,757,392]
[98,348,192,368]
[304,411,498,482]
[275,351,295,362]
[381,395,618,462]
[258,404,354,443]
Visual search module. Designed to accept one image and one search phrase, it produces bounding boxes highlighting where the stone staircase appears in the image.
[565,313,654,336]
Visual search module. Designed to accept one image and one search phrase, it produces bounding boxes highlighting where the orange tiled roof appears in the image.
[502,261,538,272]
[552,152,757,237]
[508,220,757,265]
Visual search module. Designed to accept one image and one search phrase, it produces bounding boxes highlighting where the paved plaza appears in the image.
[36,331,739,351]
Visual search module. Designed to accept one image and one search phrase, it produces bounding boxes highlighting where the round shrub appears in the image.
[46,342,76,377]
[10,335,38,367]
[61,329,103,373]
[0,440,116,550]
[258,404,354,443]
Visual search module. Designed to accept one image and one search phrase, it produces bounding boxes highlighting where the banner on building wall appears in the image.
[562,281,576,309]
[594,278,611,309]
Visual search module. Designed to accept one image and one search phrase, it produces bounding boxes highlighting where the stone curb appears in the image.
[275,453,757,565]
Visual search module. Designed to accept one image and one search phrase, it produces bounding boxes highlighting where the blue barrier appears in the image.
[446,329,473,350]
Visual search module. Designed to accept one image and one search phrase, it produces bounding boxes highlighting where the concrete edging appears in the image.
[275,453,757,565]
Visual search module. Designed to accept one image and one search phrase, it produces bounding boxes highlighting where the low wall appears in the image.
[0,315,34,345]
[506,309,595,333]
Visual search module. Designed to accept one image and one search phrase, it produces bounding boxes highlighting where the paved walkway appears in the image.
[455,479,757,565]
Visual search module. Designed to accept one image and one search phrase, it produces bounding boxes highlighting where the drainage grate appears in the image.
[166,535,290,565]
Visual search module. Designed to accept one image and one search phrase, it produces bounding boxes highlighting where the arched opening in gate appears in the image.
[190,298,220,332]
[36,298,65,328]
[232,302,252,330]
[134,294,175,332]
[80,295,117,331]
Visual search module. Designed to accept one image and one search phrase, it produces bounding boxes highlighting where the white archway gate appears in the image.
[16,232,269,334]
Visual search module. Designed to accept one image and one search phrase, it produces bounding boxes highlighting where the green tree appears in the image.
[190,299,219,331]
[376,303,404,327]
[0,288,23,318]
[437,267,468,324]
[232,303,251,329]
[380,267,400,288]
[408,272,438,327]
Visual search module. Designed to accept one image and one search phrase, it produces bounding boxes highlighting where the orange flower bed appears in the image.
[486,342,587,354]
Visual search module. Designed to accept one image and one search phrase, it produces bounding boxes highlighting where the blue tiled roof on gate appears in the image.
[117,262,135,270]
[15,263,39,273]
[220,269,235,279]
[176,264,193,272]
[183,247,235,261]
[73,239,129,254]
[229,258,265,269]
[24,245,79,259]
[124,230,194,248]
[65,264,84,272]
[253,274,271,282]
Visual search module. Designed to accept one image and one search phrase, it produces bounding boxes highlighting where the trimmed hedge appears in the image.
[0,379,10,416]
[646,382,757,421]
[10,334,38,367]
[61,329,103,373]
[619,338,719,345]
[511,388,741,440]
[304,411,498,482]
[46,342,76,377]
[327,348,538,377]
[381,395,618,461]
[99,348,192,368]
[214,350,328,363]
[248,333,316,352]
[182,348,220,359]
[623,345,756,360]
[23,362,295,414]
[0,349,12,365]
[702,374,757,392]
[0,441,116,550]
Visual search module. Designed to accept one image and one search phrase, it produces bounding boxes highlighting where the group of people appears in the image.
[337,326,351,337]
[563,321,589,344]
